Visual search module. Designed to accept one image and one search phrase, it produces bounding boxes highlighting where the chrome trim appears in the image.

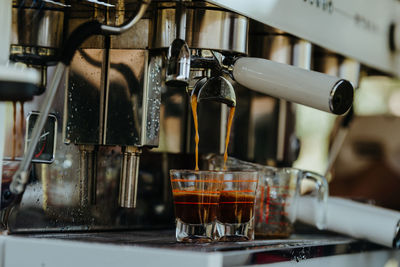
[329,79,354,115]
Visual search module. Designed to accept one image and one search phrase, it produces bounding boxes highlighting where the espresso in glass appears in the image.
[218,192,255,224]
[215,172,258,242]
[173,192,219,224]
[170,170,223,242]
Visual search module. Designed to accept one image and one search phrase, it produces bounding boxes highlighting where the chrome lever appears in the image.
[165,39,191,87]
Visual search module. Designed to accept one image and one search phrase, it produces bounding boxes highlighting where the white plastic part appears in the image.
[0,103,5,203]
[0,0,40,86]
[0,0,12,64]
[232,57,353,114]
[297,196,400,248]
[0,65,40,85]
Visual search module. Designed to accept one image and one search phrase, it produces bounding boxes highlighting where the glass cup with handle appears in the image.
[207,155,328,238]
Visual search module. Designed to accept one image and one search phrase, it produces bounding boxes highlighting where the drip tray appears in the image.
[17,230,358,252]
[1,230,393,267]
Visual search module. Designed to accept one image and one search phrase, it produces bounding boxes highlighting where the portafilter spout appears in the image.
[192,76,236,107]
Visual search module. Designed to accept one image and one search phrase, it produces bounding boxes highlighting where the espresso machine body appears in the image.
[0,0,398,233]
[0,1,259,232]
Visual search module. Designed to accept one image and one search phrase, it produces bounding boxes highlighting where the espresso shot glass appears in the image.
[215,171,258,242]
[170,170,223,243]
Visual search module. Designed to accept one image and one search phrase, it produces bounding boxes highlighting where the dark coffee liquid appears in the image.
[191,94,235,171]
[173,192,219,224]
[218,192,255,224]
[223,107,235,170]
[190,95,199,171]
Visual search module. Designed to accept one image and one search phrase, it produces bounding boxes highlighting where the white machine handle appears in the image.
[297,196,400,248]
[232,57,354,115]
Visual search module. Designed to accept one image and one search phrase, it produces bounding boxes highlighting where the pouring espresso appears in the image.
[191,76,237,171]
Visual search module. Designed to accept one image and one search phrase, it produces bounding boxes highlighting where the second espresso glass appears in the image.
[216,171,258,241]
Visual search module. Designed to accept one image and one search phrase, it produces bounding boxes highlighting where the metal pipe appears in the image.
[101,0,151,35]
[79,145,97,207]
[119,146,141,208]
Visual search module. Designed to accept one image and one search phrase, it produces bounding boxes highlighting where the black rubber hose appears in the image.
[61,20,103,66]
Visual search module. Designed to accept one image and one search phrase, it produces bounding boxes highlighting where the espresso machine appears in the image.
[0,0,356,233]
[0,0,400,266]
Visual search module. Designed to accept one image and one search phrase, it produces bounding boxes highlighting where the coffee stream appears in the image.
[177,91,255,228]
[224,107,235,170]
[190,95,200,171]
[190,95,235,171]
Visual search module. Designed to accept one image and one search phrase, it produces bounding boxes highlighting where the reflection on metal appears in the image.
[246,25,297,165]
[290,39,312,165]
[155,82,187,154]
[339,58,361,89]
[313,49,340,76]
[166,39,191,87]
[293,40,312,70]
[79,145,97,207]
[196,76,236,107]
[11,4,64,64]
[151,7,248,54]
[67,49,162,147]
[104,50,161,147]
[66,47,163,212]
[66,49,103,145]
[85,0,114,7]
[100,0,151,34]
[42,0,71,8]
[105,49,145,146]
[110,19,150,49]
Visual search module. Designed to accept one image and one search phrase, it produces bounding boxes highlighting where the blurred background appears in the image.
[295,75,400,210]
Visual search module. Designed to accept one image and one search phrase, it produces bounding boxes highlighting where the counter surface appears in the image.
[0,230,399,267]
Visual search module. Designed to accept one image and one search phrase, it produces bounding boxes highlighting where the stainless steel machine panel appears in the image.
[66,49,103,145]
[151,6,248,54]
[105,49,147,146]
